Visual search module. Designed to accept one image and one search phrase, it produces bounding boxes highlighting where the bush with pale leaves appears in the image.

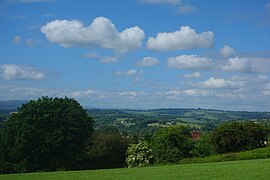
[126,141,154,167]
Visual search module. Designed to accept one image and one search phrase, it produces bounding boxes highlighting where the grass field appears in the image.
[1,158,269,180]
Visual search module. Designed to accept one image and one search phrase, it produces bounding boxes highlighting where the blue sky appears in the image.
[0,0,270,111]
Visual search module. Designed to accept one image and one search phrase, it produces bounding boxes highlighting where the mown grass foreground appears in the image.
[1,158,269,180]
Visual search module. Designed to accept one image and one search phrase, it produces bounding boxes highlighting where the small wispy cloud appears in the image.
[114,69,143,77]
[13,35,21,44]
[139,0,198,14]
[41,13,55,17]
[137,57,160,66]
[184,72,202,79]
[25,38,38,47]
[4,0,50,4]
[178,5,198,14]
[83,53,119,64]
[140,0,181,5]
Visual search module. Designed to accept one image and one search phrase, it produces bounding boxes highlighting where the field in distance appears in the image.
[1,158,269,180]
[87,108,270,134]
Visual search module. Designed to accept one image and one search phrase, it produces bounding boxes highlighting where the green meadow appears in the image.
[1,158,269,180]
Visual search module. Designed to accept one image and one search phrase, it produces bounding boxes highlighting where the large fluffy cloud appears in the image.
[41,17,145,53]
[167,55,214,70]
[147,26,214,51]
[221,57,252,73]
[0,64,45,80]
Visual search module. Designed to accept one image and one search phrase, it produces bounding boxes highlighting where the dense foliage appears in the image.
[151,126,193,163]
[191,134,214,157]
[86,126,130,169]
[0,97,94,173]
[126,141,154,167]
[210,121,269,154]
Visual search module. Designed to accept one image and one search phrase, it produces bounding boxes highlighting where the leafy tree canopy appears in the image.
[0,97,94,173]
[210,121,269,154]
[151,126,193,163]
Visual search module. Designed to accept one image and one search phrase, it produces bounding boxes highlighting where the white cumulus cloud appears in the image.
[127,69,143,75]
[202,77,229,89]
[221,57,253,73]
[167,55,214,70]
[0,64,45,80]
[220,45,235,57]
[41,17,145,53]
[71,89,97,98]
[137,57,160,66]
[147,26,214,51]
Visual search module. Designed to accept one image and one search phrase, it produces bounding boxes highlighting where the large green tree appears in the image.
[151,126,193,163]
[0,97,94,173]
[210,121,269,154]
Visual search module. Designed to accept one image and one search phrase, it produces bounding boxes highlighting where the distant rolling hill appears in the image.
[0,100,29,109]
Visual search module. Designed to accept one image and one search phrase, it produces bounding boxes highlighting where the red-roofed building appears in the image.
[192,130,202,140]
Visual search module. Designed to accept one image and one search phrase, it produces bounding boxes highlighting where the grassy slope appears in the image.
[1,159,270,180]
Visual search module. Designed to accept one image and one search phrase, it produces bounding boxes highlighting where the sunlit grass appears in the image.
[1,158,269,180]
